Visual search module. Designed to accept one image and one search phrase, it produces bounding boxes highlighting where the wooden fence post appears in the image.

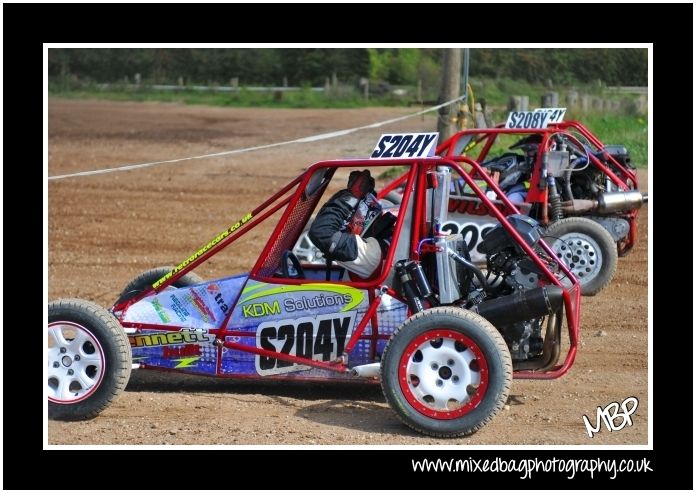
[520,95,529,111]
[437,48,461,140]
[508,95,529,112]
[508,96,521,111]
[566,90,579,108]
[541,92,559,107]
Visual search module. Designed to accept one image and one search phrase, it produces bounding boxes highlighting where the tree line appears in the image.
[48,48,647,87]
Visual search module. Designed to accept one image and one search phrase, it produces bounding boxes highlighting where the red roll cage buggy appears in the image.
[49,153,581,437]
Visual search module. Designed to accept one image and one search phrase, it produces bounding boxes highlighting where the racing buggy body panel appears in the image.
[121,273,406,379]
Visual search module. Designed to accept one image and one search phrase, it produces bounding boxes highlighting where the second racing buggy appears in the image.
[296,110,647,296]
[48,133,581,437]
[437,109,646,295]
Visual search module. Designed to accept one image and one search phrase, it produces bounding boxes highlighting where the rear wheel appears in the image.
[48,299,132,420]
[544,217,618,296]
[381,307,512,437]
[113,266,205,306]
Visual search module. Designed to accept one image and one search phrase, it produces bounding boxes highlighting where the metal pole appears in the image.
[461,48,470,104]
[437,48,462,141]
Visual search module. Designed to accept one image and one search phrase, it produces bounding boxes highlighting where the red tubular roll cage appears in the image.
[113,157,581,380]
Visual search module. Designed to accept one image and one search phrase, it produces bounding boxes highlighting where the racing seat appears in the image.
[281,250,305,279]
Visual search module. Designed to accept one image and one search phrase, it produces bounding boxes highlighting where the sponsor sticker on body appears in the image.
[123,274,247,329]
[152,212,253,289]
[129,327,215,347]
[446,183,532,262]
[235,281,368,376]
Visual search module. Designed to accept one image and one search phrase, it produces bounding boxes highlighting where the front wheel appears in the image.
[381,307,512,437]
[544,217,618,296]
[48,299,132,420]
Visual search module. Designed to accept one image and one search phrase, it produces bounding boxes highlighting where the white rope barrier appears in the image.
[48,96,463,180]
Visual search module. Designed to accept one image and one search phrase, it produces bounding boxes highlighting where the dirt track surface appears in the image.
[47,99,650,445]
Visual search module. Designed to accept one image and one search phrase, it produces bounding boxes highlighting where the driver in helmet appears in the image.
[309,170,393,278]
[483,134,540,203]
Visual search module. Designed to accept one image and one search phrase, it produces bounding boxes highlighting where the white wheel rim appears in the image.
[553,232,603,286]
[406,337,482,412]
[48,322,105,403]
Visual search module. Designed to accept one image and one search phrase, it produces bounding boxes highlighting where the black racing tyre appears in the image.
[543,217,618,296]
[113,266,205,306]
[48,299,132,420]
[381,307,512,437]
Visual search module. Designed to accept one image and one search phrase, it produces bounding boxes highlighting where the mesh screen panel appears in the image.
[257,170,331,277]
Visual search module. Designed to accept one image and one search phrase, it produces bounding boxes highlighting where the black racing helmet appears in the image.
[509,133,542,153]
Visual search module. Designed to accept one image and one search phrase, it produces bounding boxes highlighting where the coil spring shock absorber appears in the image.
[547,176,563,221]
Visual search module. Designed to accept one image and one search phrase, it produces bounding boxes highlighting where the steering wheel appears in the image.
[281,251,305,279]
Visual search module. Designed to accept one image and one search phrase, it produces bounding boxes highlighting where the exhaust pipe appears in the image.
[350,363,381,378]
[562,191,645,216]
[597,190,644,214]
[561,199,597,214]
[471,286,564,327]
